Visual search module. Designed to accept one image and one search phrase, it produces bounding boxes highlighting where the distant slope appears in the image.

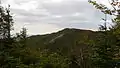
[26,28,100,55]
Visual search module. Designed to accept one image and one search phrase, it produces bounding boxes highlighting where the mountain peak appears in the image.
[57,28,94,34]
[27,28,98,55]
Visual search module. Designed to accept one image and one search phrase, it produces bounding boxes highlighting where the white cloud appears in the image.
[13,22,63,35]
[51,0,63,3]
[53,15,62,18]
[3,0,38,11]
[43,0,63,3]
[2,0,108,35]
[18,1,38,11]
[72,12,81,16]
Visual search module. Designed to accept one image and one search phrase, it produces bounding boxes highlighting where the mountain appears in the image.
[26,28,100,55]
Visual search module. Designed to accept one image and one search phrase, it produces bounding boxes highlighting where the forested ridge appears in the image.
[1,0,120,68]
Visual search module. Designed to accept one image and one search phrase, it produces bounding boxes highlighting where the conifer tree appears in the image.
[89,0,120,68]
[0,4,14,49]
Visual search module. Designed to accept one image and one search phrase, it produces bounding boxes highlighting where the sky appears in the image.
[2,0,111,35]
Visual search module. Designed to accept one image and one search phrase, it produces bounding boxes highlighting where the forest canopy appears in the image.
[1,0,120,68]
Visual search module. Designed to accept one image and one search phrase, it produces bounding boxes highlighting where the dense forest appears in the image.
[1,0,120,68]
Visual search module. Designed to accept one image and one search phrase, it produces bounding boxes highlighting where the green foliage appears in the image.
[3,0,120,68]
[26,28,96,68]
[89,0,120,68]
[0,3,70,68]
[91,31,117,68]
[38,50,69,68]
[26,28,96,55]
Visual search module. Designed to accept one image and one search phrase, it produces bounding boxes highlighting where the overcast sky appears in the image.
[2,0,111,35]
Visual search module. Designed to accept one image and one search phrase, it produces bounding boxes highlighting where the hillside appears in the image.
[26,28,100,55]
